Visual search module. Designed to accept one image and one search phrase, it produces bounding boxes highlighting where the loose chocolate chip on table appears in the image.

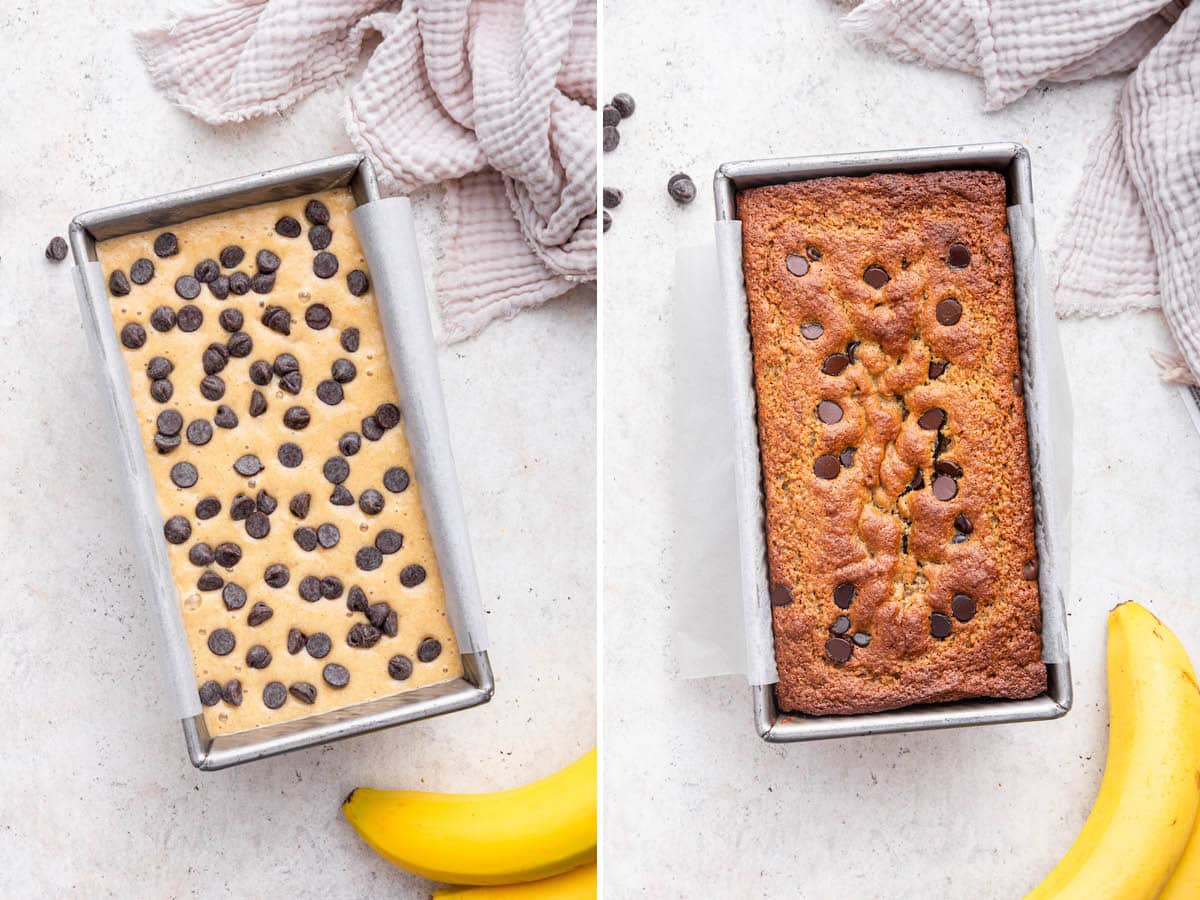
[218,308,244,333]
[154,433,180,454]
[219,245,245,268]
[283,406,310,430]
[256,249,281,274]
[202,343,228,375]
[214,542,242,568]
[800,322,824,340]
[317,523,341,549]
[612,92,635,118]
[323,456,350,484]
[222,583,247,610]
[249,390,268,417]
[276,216,302,238]
[188,543,214,566]
[602,211,612,233]
[264,563,290,588]
[230,495,255,521]
[330,485,355,506]
[109,270,131,296]
[246,645,272,669]
[417,638,442,663]
[174,275,201,300]
[209,275,231,300]
[317,379,344,406]
[863,265,890,289]
[196,497,221,519]
[375,403,401,429]
[308,224,333,251]
[234,453,263,476]
[150,307,176,332]
[347,270,369,296]
[362,416,384,441]
[367,602,391,629]
[833,582,856,609]
[808,247,822,261]
[186,419,213,446]
[305,303,332,330]
[954,512,973,534]
[339,432,362,457]
[951,593,977,622]
[356,489,384,516]
[214,405,238,429]
[157,409,183,436]
[936,298,963,326]
[198,681,222,706]
[193,259,219,283]
[170,461,198,488]
[197,571,224,591]
[245,511,271,539]
[252,272,277,295]
[120,322,146,349]
[825,637,853,662]
[341,327,360,352]
[852,632,871,648]
[830,615,851,636]
[839,447,856,468]
[290,492,311,519]
[786,254,809,277]
[222,679,243,706]
[289,682,317,704]
[603,104,620,127]
[347,585,368,613]
[262,681,287,709]
[278,442,303,468]
[208,628,236,656]
[817,400,843,424]
[930,612,953,639]
[279,371,302,394]
[305,199,331,225]
[947,243,971,268]
[150,379,174,403]
[1022,560,1039,581]
[770,584,793,607]
[249,359,272,385]
[45,236,69,261]
[287,628,307,655]
[821,353,849,376]
[400,564,427,588]
[603,187,623,209]
[929,361,947,379]
[163,518,190,547]
[917,408,946,430]
[935,459,963,478]
[130,258,155,284]
[256,489,276,514]
[313,251,339,279]
[667,173,696,204]
[323,663,350,688]
[331,358,357,383]
[813,454,840,480]
[177,304,203,332]
[384,467,410,493]
[226,332,252,358]
[602,125,620,152]
[229,271,251,295]
[388,655,413,680]
[299,576,323,602]
[294,527,319,552]
[932,474,958,501]
[153,232,179,257]
[321,576,344,599]
[356,546,383,571]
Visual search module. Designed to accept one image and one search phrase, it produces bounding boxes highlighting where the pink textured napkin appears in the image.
[845,0,1200,382]
[136,0,597,343]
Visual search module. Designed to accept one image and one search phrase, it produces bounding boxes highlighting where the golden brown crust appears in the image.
[739,171,1046,716]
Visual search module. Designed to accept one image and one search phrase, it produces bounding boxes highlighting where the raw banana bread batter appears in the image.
[98,188,462,736]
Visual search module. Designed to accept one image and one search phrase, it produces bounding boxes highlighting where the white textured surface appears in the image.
[0,1,594,896]
[602,1,1200,897]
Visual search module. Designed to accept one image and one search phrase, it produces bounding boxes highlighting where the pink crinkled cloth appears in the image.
[844,0,1200,382]
[136,0,597,343]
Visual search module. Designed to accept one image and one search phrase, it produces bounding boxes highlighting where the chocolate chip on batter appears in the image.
[208,628,235,656]
[294,526,318,552]
[340,328,360,353]
[417,638,442,663]
[388,655,413,680]
[375,403,401,430]
[296,631,331,662]
[863,265,890,289]
[249,390,268,417]
[282,406,310,431]
[222,679,243,706]
[813,455,840,480]
[400,564,426,588]
[170,461,198,488]
[918,408,946,430]
[930,612,953,639]
[230,495,254,521]
[786,254,809,277]
[229,271,251,295]
[825,637,853,663]
[347,270,369,296]
[188,543,214,566]
[193,259,219,284]
[249,359,272,385]
[233,454,263,476]
[145,357,172,380]
[279,371,302,395]
[305,199,330,225]
[932,474,958,501]
[150,379,174,403]
[852,632,871,648]
[338,432,362,456]
[277,442,303,468]
[154,433,180,454]
[219,245,245,268]
[208,275,230,300]
[222,583,247,610]
[322,663,350,688]
[216,308,243,333]
[356,547,383,571]
[331,359,357,384]
[275,216,302,238]
[951,593,976,622]
[358,417,383,443]
[130,258,155,284]
[214,405,238,429]
[289,492,311,519]
[245,645,272,669]
[174,275,201,301]
[383,467,410,493]
[313,251,339,279]
[262,305,290,333]
[947,243,971,268]
[936,298,963,326]
[323,456,350,484]
[196,497,221,519]
[186,419,212,446]
[256,490,277,514]
[45,236,69,261]
[1022,560,1039,581]
[297,576,322,602]
[769,584,793,607]
[934,459,962,478]
[321,576,344,600]
[317,523,340,549]
[214,542,242,568]
[109,270,131,296]
[245,511,270,539]
[255,249,281,274]
[226,332,252,358]
[308,224,333,251]
[156,409,183,436]
[150,307,176,332]
[120,322,145,349]
[289,682,317,704]
[197,571,224,591]
[821,353,849,376]
[307,380,340,407]
[330,485,354,506]
[366,602,390,629]
[153,232,179,258]
[202,343,228,376]
[347,586,368,613]
[262,681,287,709]
[251,268,277,293]
[830,615,851,636]
[287,628,306,654]
[833,582,855,610]
[351,491,383,519]
[348,623,382,649]
[198,681,221,706]
[264,563,290,588]
[839,447,856,468]
[817,400,842,424]
[382,609,399,637]
[304,303,332,330]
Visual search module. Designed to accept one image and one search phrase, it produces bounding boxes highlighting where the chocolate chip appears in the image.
[361,416,384,441]
[154,433,180,454]
[313,251,339,279]
[222,583,247,610]
[331,359,357,383]
[195,568,221,588]
[817,400,842,424]
[417,638,442,663]
[129,258,154,284]
[932,474,958,501]
[193,259,219,283]
[603,125,620,152]
[283,406,310,430]
[863,265,890,288]
[256,490,276,512]
[289,682,317,704]
[277,442,303,468]
[315,519,338,546]
[287,628,306,654]
[219,245,245,268]
[163,518,190,547]
[951,593,976,622]
[150,307,176,332]
[308,224,333,251]
[247,602,273,627]
[245,511,270,539]
[348,623,381,649]
[234,454,263,476]
[388,655,413,680]
[347,270,369,296]
[825,637,853,662]
[264,564,290,588]
[229,271,251,295]
[347,586,368,613]
[918,408,946,430]
[852,632,871,647]
[174,275,201,300]
[317,380,344,406]
[198,681,221,706]
[222,679,243,706]
[603,104,620,127]
[833,582,855,609]
[207,275,229,300]
[807,247,822,261]
[400,564,426,588]
[214,405,238,429]
[936,298,962,326]
[786,254,809,277]
[262,681,287,709]
[908,469,925,492]
[800,323,824,340]
[186,419,212,446]
[249,390,268,417]
[276,216,302,238]
[821,354,849,376]
[245,645,271,669]
[930,612,953,639]
[770,584,793,607]
[948,243,971,268]
[321,576,344,600]
[299,576,322,602]
[208,628,235,656]
[305,199,330,225]
[120,322,145,349]
[230,495,255,521]
[226,331,252,358]
[188,543,214,567]
[196,497,221,519]
[279,371,302,394]
[384,467,410,493]
[170,461,198,488]
[294,527,318,552]
[150,379,174,403]
[153,232,178,258]
[383,610,399,637]
[340,328,360,352]
[45,236,69,261]
[356,547,383,571]
[603,187,623,209]
[248,360,272,385]
[934,459,962,478]
[215,308,243,334]
[845,342,860,364]
[813,455,840,480]
[839,447,856,468]
[323,456,350,484]
[214,542,242,568]
[202,343,228,376]
[156,409,183,436]
[303,303,332,331]
[144,358,172,382]
[954,512,973,534]
[290,492,311,519]
[323,663,349,688]
[338,432,362,456]
[929,361,947,379]
[375,403,401,429]
[108,270,131,297]
[367,602,390,629]
[255,249,281,274]
[830,615,851,636]
[1022,560,1039,581]
[262,306,291,336]
[177,305,203,332]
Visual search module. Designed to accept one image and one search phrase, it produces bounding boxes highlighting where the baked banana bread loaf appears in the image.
[738,170,1046,715]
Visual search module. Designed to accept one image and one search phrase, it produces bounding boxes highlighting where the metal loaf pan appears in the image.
[713,143,1072,743]
[70,154,493,769]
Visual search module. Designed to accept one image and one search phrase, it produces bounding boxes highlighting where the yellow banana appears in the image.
[431,863,596,899]
[1024,602,1200,900]
[1161,808,1200,899]
[343,747,596,886]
